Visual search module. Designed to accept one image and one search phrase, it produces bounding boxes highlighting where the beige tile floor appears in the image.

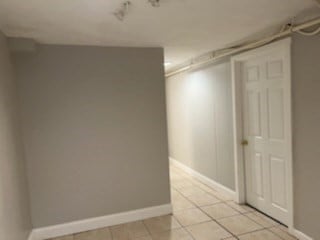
[49,165,298,240]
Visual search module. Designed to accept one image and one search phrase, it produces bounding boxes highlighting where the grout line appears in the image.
[268,225,298,240]
[174,179,231,202]
[171,169,240,239]
[141,219,154,239]
[144,213,198,240]
[196,204,239,239]
[236,228,269,237]
[171,167,292,239]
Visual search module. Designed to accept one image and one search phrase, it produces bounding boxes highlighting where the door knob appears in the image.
[241,140,249,146]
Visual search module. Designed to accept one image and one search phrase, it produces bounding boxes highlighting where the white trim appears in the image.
[231,57,246,204]
[289,228,314,240]
[231,38,294,228]
[29,204,172,240]
[169,157,236,200]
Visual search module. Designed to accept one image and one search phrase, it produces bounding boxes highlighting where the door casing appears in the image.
[231,38,293,230]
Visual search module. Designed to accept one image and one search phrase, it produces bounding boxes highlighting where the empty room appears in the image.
[1,1,320,240]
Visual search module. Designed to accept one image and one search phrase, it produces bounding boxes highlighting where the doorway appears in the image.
[231,38,293,228]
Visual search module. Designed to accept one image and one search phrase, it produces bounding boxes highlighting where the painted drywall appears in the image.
[166,60,235,190]
[0,32,32,240]
[292,33,320,240]
[12,44,170,227]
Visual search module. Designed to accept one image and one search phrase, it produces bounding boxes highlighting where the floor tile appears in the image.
[110,221,150,240]
[50,235,74,240]
[190,181,214,192]
[186,221,232,240]
[209,191,234,201]
[226,202,255,214]
[143,215,181,233]
[238,229,283,240]
[277,225,290,232]
[201,203,240,220]
[186,192,221,207]
[170,172,184,179]
[133,236,153,240]
[177,186,206,197]
[151,228,193,240]
[171,181,193,189]
[269,227,298,240]
[173,208,210,226]
[171,189,179,197]
[171,191,195,212]
[74,227,112,240]
[171,180,195,189]
[244,212,279,228]
[171,189,182,200]
[177,172,192,179]
[217,215,263,235]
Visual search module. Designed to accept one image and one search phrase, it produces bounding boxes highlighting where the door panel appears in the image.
[241,50,290,225]
[267,60,283,79]
[252,152,263,198]
[247,91,262,137]
[270,155,287,209]
[267,88,284,140]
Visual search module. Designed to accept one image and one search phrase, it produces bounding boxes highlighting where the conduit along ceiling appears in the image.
[0,0,319,69]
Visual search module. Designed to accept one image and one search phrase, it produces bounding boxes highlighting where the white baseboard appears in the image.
[170,157,236,200]
[29,204,172,240]
[289,228,314,240]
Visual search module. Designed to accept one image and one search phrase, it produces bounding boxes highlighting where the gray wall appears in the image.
[292,33,320,240]
[12,44,170,227]
[0,33,32,240]
[166,60,235,190]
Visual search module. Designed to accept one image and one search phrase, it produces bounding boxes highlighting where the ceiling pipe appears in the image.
[166,17,320,78]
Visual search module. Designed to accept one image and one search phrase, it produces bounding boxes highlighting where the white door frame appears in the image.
[231,38,293,230]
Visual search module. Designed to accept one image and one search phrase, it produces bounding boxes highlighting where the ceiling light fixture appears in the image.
[148,0,160,7]
[114,1,131,21]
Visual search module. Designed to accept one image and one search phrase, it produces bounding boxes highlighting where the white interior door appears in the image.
[240,40,291,225]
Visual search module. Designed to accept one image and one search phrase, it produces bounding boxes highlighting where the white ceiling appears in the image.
[0,0,318,68]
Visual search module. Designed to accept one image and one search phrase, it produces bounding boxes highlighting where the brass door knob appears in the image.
[241,140,249,146]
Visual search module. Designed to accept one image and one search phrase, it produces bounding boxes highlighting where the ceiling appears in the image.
[0,0,318,68]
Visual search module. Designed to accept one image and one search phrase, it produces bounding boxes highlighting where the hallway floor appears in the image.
[50,165,297,240]
[168,165,297,240]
